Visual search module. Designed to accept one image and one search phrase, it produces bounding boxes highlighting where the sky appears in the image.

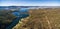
[0,0,60,6]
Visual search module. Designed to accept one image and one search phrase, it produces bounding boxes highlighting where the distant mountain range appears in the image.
[0,6,60,10]
[0,6,39,8]
[0,6,60,8]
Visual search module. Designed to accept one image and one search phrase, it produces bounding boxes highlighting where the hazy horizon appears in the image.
[0,0,60,6]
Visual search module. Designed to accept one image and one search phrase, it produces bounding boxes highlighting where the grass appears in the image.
[13,8,60,29]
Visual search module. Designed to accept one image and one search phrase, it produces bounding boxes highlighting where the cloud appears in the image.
[0,3,60,6]
[0,0,60,6]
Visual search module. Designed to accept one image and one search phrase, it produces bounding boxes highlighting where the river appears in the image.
[6,8,29,29]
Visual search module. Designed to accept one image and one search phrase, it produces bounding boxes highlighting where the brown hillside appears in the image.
[13,8,60,29]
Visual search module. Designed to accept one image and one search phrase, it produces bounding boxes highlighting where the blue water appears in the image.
[12,12,20,17]
[20,8,29,12]
[6,8,29,29]
[12,8,29,17]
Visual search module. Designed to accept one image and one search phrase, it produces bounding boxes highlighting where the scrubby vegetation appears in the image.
[0,10,16,29]
[13,8,60,29]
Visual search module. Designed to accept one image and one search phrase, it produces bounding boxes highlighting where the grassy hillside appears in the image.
[13,8,60,29]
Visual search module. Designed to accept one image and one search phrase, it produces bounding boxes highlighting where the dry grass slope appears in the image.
[13,8,60,29]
